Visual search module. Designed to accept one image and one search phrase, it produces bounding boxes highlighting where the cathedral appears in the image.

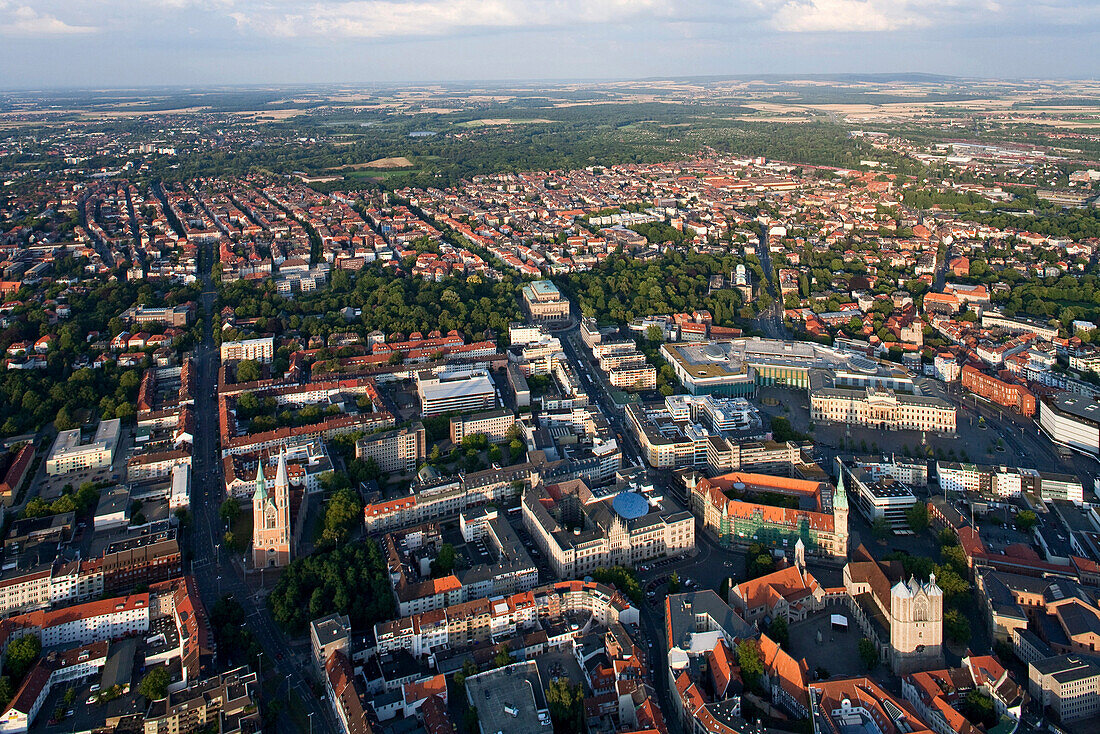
[252,451,292,568]
[844,545,944,675]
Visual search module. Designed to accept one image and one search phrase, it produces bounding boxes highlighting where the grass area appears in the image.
[229,509,253,552]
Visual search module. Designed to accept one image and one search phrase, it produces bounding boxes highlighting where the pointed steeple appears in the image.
[833,478,848,511]
[254,460,268,502]
[275,450,289,491]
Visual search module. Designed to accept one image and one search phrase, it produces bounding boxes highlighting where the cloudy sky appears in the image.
[0,0,1096,88]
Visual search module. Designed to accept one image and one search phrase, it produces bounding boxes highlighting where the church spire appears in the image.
[275,449,289,491]
[254,460,267,502]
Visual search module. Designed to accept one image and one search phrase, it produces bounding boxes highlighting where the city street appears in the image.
[178,223,337,734]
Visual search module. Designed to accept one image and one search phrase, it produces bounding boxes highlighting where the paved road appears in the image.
[751,222,791,340]
[162,189,337,733]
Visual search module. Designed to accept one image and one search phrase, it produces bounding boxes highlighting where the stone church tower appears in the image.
[252,451,291,568]
[889,574,944,674]
[832,478,849,557]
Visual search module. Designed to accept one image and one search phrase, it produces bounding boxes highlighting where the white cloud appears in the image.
[0,3,97,35]
[768,0,929,32]
[228,0,669,38]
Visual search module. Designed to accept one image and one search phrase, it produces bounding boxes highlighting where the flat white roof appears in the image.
[419,374,495,402]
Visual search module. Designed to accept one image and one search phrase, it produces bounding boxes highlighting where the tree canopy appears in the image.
[268,540,394,633]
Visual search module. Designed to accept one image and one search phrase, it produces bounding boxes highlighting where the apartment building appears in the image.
[385,514,537,617]
[608,364,658,390]
[449,409,516,444]
[961,365,1036,416]
[374,580,636,660]
[310,613,351,678]
[355,423,426,474]
[937,460,1083,502]
[219,336,274,364]
[143,667,261,734]
[362,463,537,532]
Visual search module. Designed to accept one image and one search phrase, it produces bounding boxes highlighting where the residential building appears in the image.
[449,409,516,445]
[902,655,1024,734]
[143,667,261,734]
[45,419,121,475]
[310,613,351,678]
[219,336,274,364]
[936,460,1083,502]
[355,423,426,474]
[961,365,1036,416]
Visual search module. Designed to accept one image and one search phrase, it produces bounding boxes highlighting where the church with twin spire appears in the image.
[252,451,292,568]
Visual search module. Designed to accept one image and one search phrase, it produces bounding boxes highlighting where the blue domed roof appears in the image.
[612,491,649,520]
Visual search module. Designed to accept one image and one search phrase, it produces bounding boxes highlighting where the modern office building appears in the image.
[1029,654,1100,723]
[1040,395,1100,457]
[626,395,767,471]
[415,367,497,417]
[661,338,955,432]
[836,458,919,532]
[449,408,516,445]
[45,419,121,476]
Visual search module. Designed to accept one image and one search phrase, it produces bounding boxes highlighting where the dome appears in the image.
[612,491,649,520]
[703,344,727,361]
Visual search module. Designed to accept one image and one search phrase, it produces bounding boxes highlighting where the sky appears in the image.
[0,0,1097,88]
